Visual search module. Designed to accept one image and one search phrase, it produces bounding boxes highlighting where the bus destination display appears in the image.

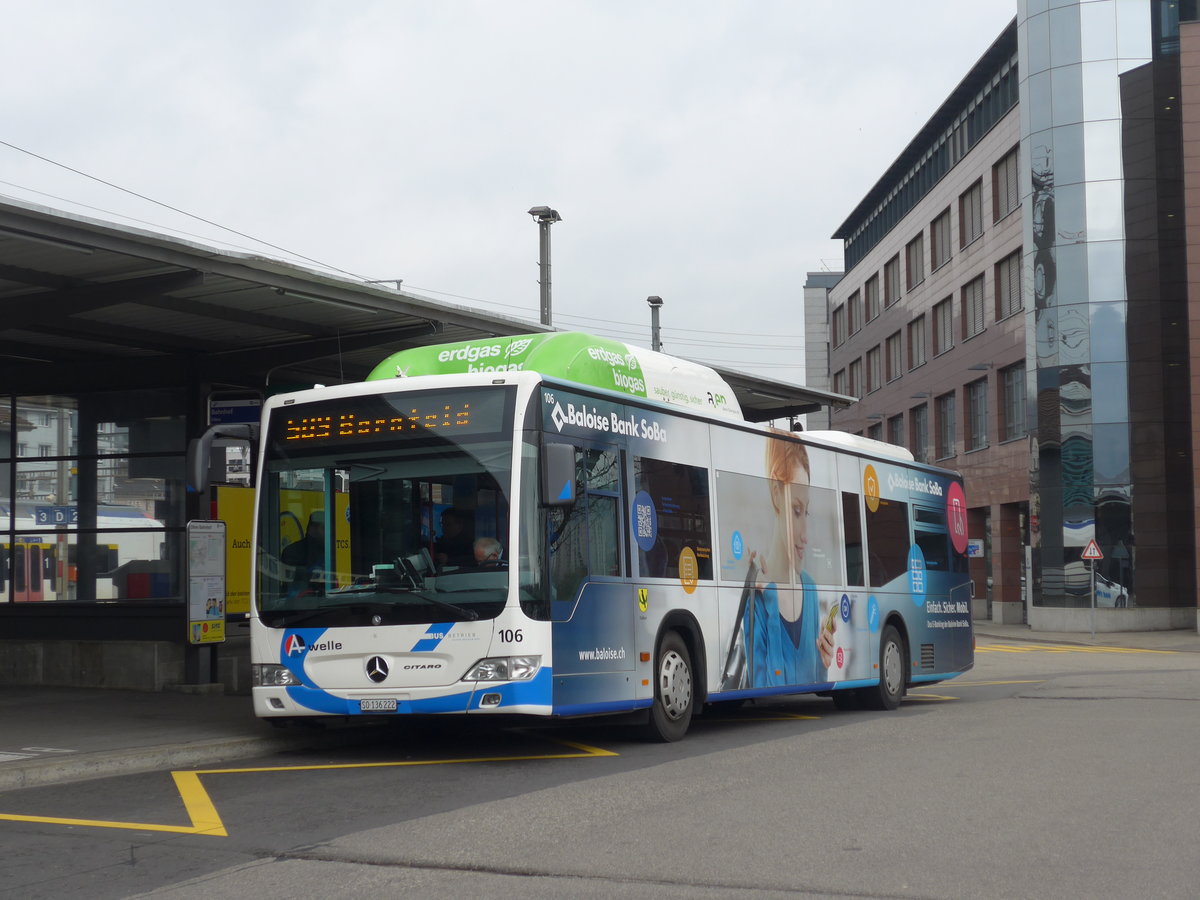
[269,388,509,449]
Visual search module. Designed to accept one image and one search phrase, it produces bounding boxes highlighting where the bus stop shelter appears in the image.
[0,197,850,690]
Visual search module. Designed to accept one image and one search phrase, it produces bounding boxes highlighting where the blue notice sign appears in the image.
[210,398,262,425]
[35,505,78,525]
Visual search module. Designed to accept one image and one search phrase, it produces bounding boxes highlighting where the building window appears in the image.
[905,233,925,290]
[911,404,929,464]
[960,180,983,247]
[996,251,1022,319]
[38,444,52,457]
[936,392,956,459]
[832,304,846,347]
[833,369,847,395]
[884,255,901,306]
[867,422,883,442]
[848,358,863,399]
[848,291,862,335]
[885,331,903,382]
[908,315,927,369]
[933,298,953,355]
[17,442,28,457]
[966,378,988,451]
[1001,362,1026,442]
[993,146,1019,221]
[962,275,985,339]
[887,413,905,447]
[930,208,952,270]
[864,274,880,322]
[866,345,882,393]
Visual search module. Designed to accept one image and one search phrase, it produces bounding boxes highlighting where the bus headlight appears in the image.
[252,664,301,687]
[464,656,541,682]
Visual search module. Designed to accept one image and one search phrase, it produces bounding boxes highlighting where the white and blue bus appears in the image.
[248,332,974,740]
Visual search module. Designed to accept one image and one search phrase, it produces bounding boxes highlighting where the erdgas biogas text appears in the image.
[556,403,668,442]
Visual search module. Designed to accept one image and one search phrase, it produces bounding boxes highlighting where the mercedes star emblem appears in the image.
[366,656,389,683]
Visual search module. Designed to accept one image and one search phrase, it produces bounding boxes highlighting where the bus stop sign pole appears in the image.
[1082,539,1104,638]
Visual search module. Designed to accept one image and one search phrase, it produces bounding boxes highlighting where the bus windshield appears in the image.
[256,385,515,628]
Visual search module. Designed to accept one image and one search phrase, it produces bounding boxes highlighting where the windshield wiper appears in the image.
[265,602,382,628]
[338,584,479,621]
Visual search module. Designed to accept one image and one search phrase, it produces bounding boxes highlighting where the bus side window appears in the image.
[864,498,910,588]
[841,492,865,586]
[633,457,713,580]
[915,530,950,572]
[913,506,951,574]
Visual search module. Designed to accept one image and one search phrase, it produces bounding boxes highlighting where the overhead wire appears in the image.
[404,284,807,343]
[0,138,372,282]
[0,140,813,373]
[0,180,324,269]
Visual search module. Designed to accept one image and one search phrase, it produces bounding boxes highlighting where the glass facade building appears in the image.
[1021,0,1192,621]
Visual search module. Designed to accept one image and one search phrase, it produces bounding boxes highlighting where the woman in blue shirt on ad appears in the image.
[741,434,835,688]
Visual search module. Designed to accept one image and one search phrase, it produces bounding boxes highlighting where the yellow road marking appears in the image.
[977,643,1176,655]
[192,738,616,776]
[171,771,228,837]
[0,771,227,836]
[0,738,615,838]
[0,812,208,835]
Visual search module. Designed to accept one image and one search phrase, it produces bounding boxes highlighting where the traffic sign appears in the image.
[1082,539,1103,561]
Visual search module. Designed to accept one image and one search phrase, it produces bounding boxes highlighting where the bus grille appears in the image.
[920,643,935,669]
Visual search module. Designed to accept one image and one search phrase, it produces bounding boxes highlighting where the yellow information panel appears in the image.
[214,486,353,615]
[215,486,254,615]
[278,490,352,585]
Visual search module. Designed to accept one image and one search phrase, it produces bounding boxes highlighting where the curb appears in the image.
[0,729,372,793]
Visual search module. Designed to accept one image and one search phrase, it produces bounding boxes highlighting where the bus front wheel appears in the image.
[859,624,906,711]
[644,630,694,742]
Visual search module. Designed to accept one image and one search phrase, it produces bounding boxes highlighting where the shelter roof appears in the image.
[0,198,849,421]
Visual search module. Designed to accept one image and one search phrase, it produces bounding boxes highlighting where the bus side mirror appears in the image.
[187,423,260,493]
[541,442,576,507]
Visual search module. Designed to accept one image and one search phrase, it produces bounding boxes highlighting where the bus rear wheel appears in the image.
[643,630,694,742]
[859,624,906,711]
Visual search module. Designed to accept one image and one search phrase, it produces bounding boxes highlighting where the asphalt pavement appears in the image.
[1,621,1197,792]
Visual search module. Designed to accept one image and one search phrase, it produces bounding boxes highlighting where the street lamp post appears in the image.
[646,295,663,351]
[527,206,561,327]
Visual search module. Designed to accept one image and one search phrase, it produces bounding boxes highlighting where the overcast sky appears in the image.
[3,0,1017,384]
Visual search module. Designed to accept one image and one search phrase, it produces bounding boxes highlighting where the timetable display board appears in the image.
[187,519,227,644]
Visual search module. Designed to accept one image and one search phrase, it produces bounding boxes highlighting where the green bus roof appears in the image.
[368,332,744,421]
